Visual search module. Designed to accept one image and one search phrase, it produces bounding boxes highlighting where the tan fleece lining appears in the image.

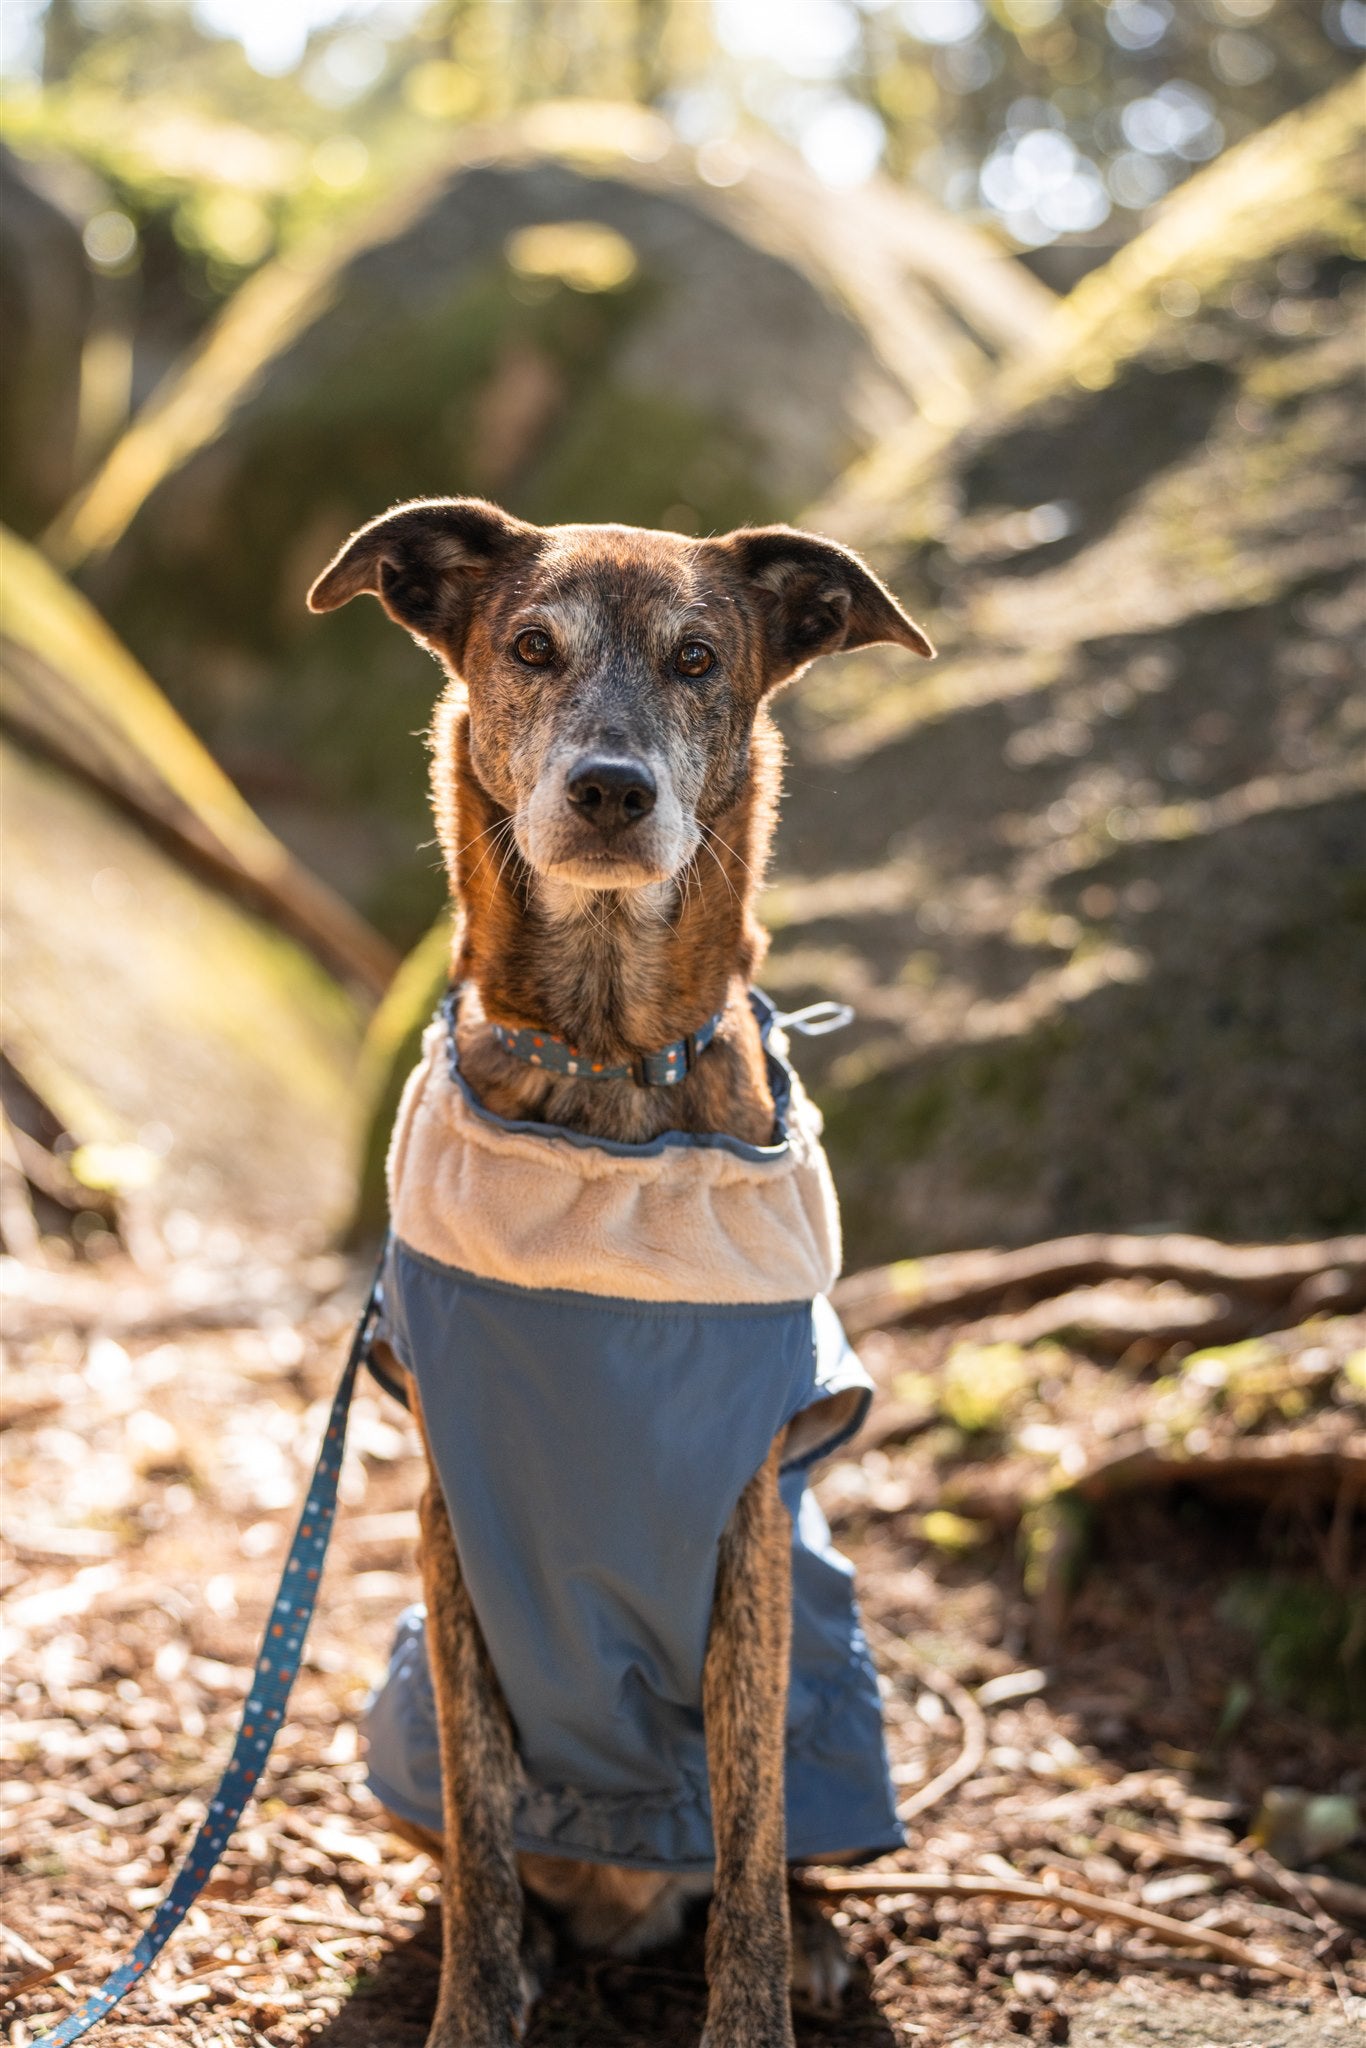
[388,1021,842,1306]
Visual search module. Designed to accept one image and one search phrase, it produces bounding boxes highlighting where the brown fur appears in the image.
[309,500,930,2047]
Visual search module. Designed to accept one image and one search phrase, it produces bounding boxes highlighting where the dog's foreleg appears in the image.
[701,1435,795,2048]
[417,1451,527,2048]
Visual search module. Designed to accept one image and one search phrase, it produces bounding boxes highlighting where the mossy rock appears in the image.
[767,80,1366,1259]
[52,106,1051,947]
[0,537,365,1234]
[349,914,453,1244]
[1,527,393,992]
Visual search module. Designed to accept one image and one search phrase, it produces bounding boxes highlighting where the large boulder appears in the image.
[767,80,1366,1258]
[52,104,1051,943]
[0,531,367,1237]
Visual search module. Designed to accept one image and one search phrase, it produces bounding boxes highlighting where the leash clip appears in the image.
[775,1000,855,1038]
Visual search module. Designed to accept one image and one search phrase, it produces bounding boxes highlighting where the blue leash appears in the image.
[38,1263,384,2043]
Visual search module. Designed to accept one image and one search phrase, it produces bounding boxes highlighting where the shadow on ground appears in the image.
[307,1897,899,2048]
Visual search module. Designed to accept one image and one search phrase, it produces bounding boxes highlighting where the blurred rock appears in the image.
[0,532,366,1237]
[0,143,91,536]
[2,529,394,994]
[52,104,1051,942]
[769,79,1366,1257]
[1252,1787,1361,1867]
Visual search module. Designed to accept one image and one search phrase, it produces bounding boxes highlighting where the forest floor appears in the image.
[2,1236,1363,2047]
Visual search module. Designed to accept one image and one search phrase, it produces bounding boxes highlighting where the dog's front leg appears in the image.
[701,1435,795,2048]
[417,1452,527,2047]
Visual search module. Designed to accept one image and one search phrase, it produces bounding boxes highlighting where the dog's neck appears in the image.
[432,698,781,1145]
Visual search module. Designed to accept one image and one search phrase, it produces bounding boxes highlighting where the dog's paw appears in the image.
[788,1892,852,2011]
[520,1899,556,2012]
[698,2018,796,2048]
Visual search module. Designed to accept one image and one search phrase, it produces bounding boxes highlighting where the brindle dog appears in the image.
[308,499,932,2048]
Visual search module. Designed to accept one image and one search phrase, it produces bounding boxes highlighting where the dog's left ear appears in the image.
[720,525,934,685]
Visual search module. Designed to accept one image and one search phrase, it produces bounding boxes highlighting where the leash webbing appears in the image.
[38,1261,385,2044]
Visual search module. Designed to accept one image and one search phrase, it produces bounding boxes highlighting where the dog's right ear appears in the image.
[307,497,538,646]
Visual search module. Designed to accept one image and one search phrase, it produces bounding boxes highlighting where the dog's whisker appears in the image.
[696,830,741,906]
[490,823,523,899]
[701,823,756,882]
[453,815,513,865]
[465,817,518,889]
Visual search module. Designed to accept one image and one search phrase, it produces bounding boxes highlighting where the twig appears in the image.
[788,1869,1313,1980]
[0,1923,52,1972]
[993,1768,1188,1824]
[1261,1853,1364,2023]
[1102,1823,1366,1929]
[865,1622,987,1823]
[1,1959,78,2003]
[202,1901,391,1935]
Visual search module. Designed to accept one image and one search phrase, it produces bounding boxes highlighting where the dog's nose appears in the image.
[565,755,657,831]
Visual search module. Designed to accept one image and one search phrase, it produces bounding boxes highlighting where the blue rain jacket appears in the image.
[363,992,901,1873]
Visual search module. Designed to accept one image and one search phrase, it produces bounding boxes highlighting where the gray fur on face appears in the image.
[480,581,728,890]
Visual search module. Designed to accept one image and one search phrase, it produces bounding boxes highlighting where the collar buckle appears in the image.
[631,1031,698,1088]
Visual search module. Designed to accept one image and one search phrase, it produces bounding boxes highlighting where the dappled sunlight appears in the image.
[2,9,1362,2044]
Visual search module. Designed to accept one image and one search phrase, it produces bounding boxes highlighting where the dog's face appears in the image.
[309,499,932,892]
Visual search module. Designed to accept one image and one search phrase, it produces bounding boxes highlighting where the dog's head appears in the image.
[309,498,932,893]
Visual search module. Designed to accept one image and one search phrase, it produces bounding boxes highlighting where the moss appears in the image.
[918,1509,992,1553]
[1,527,289,883]
[1019,1495,1091,1606]
[348,914,453,1242]
[821,79,1365,545]
[1221,1575,1366,1729]
[1,734,362,1231]
[941,1342,1037,1435]
[819,1019,1078,1253]
[819,1067,954,1165]
[1037,77,1366,406]
[523,381,781,531]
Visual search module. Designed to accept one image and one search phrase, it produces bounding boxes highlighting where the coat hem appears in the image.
[368,1767,905,1877]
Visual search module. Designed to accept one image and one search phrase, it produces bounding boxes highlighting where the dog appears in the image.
[307,499,932,2048]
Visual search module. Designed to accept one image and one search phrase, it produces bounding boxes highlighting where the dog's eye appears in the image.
[675,641,715,679]
[514,629,554,668]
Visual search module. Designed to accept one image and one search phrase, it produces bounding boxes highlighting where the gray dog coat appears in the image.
[363,991,902,1873]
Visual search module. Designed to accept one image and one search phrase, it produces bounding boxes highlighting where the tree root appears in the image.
[790,1866,1315,1980]
[833,1232,1366,1338]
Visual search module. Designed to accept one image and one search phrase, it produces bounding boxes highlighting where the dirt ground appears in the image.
[2,1239,1362,2047]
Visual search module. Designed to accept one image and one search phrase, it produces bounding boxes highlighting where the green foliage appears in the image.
[918,1508,993,1552]
[1222,1575,1366,1729]
[4,0,1357,402]
[941,1340,1038,1434]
